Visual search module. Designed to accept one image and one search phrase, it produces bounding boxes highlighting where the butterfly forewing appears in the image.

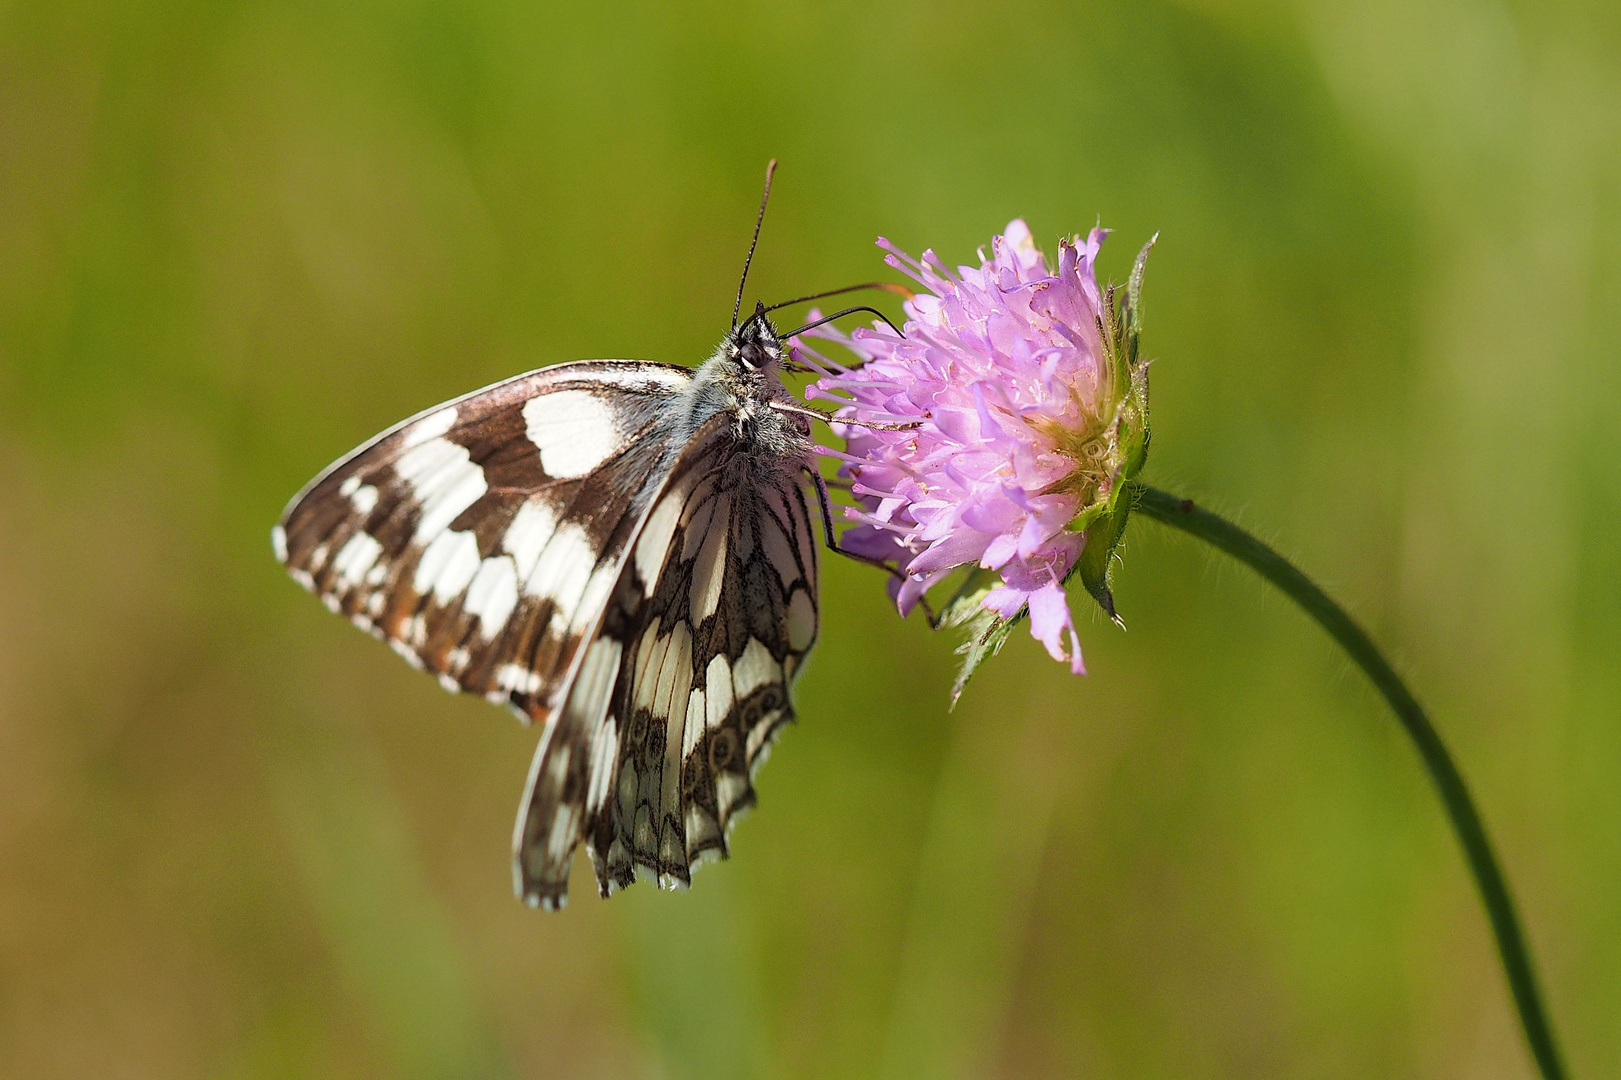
[513,420,822,907]
[274,361,695,726]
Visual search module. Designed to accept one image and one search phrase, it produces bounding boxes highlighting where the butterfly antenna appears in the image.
[733,159,777,330]
[785,305,905,340]
[762,281,914,315]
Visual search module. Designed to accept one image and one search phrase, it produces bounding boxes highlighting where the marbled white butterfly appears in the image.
[272,164,898,909]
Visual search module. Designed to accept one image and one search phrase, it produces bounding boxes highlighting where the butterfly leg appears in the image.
[769,400,920,433]
[805,467,937,625]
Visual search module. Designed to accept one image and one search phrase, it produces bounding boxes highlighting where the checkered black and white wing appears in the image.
[273,360,695,728]
[513,422,821,908]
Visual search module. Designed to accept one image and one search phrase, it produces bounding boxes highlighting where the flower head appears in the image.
[800,221,1152,682]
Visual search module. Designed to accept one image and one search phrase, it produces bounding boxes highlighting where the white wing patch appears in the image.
[414,528,481,601]
[631,619,668,714]
[338,475,379,515]
[573,567,619,638]
[496,662,541,695]
[523,389,622,478]
[732,637,778,699]
[402,405,458,449]
[587,715,619,814]
[503,499,558,580]
[715,772,748,819]
[572,637,623,739]
[522,524,596,614]
[635,483,688,594]
[395,437,488,541]
[655,625,693,842]
[705,655,732,730]
[332,532,383,589]
[464,556,520,637]
[688,505,729,620]
[682,688,706,757]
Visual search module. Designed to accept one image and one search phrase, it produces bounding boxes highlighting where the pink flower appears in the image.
[799,220,1151,677]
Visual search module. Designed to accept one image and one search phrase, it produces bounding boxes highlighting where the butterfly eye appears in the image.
[738,342,769,370]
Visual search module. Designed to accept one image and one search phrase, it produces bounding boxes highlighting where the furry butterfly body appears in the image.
[274,315,821,908]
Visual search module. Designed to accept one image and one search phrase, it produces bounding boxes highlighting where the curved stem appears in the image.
[1130,483,1566,1080]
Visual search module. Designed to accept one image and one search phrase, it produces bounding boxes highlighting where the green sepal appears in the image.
[1076,235,1156,626]
[1126,233,1158,360]
[936,567,1013,709]
[936,566,998,630]
[1077,496,1132,628]
[949,605,1018,710]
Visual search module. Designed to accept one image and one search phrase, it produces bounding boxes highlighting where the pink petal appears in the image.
[1028,582,1085,675]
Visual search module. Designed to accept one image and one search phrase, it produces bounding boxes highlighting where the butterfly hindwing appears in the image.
[658,463,821,879]
[274,361,696,727]
[512,421,822,907]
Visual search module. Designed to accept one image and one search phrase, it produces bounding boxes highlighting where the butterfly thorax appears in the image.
[681,314,811,475]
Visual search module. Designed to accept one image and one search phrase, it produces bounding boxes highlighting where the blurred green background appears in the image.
[2,0,1618,1076]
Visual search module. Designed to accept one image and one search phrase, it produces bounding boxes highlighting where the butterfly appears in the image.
[272,164,904,909]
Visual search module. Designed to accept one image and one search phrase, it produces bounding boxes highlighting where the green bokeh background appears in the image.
[3,1,1618,1076]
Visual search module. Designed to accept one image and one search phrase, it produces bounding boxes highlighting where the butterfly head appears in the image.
[696,300,810,458]
[730,301,786,374]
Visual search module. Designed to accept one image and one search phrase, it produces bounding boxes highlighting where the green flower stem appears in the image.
[1130,483,1566,1080]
